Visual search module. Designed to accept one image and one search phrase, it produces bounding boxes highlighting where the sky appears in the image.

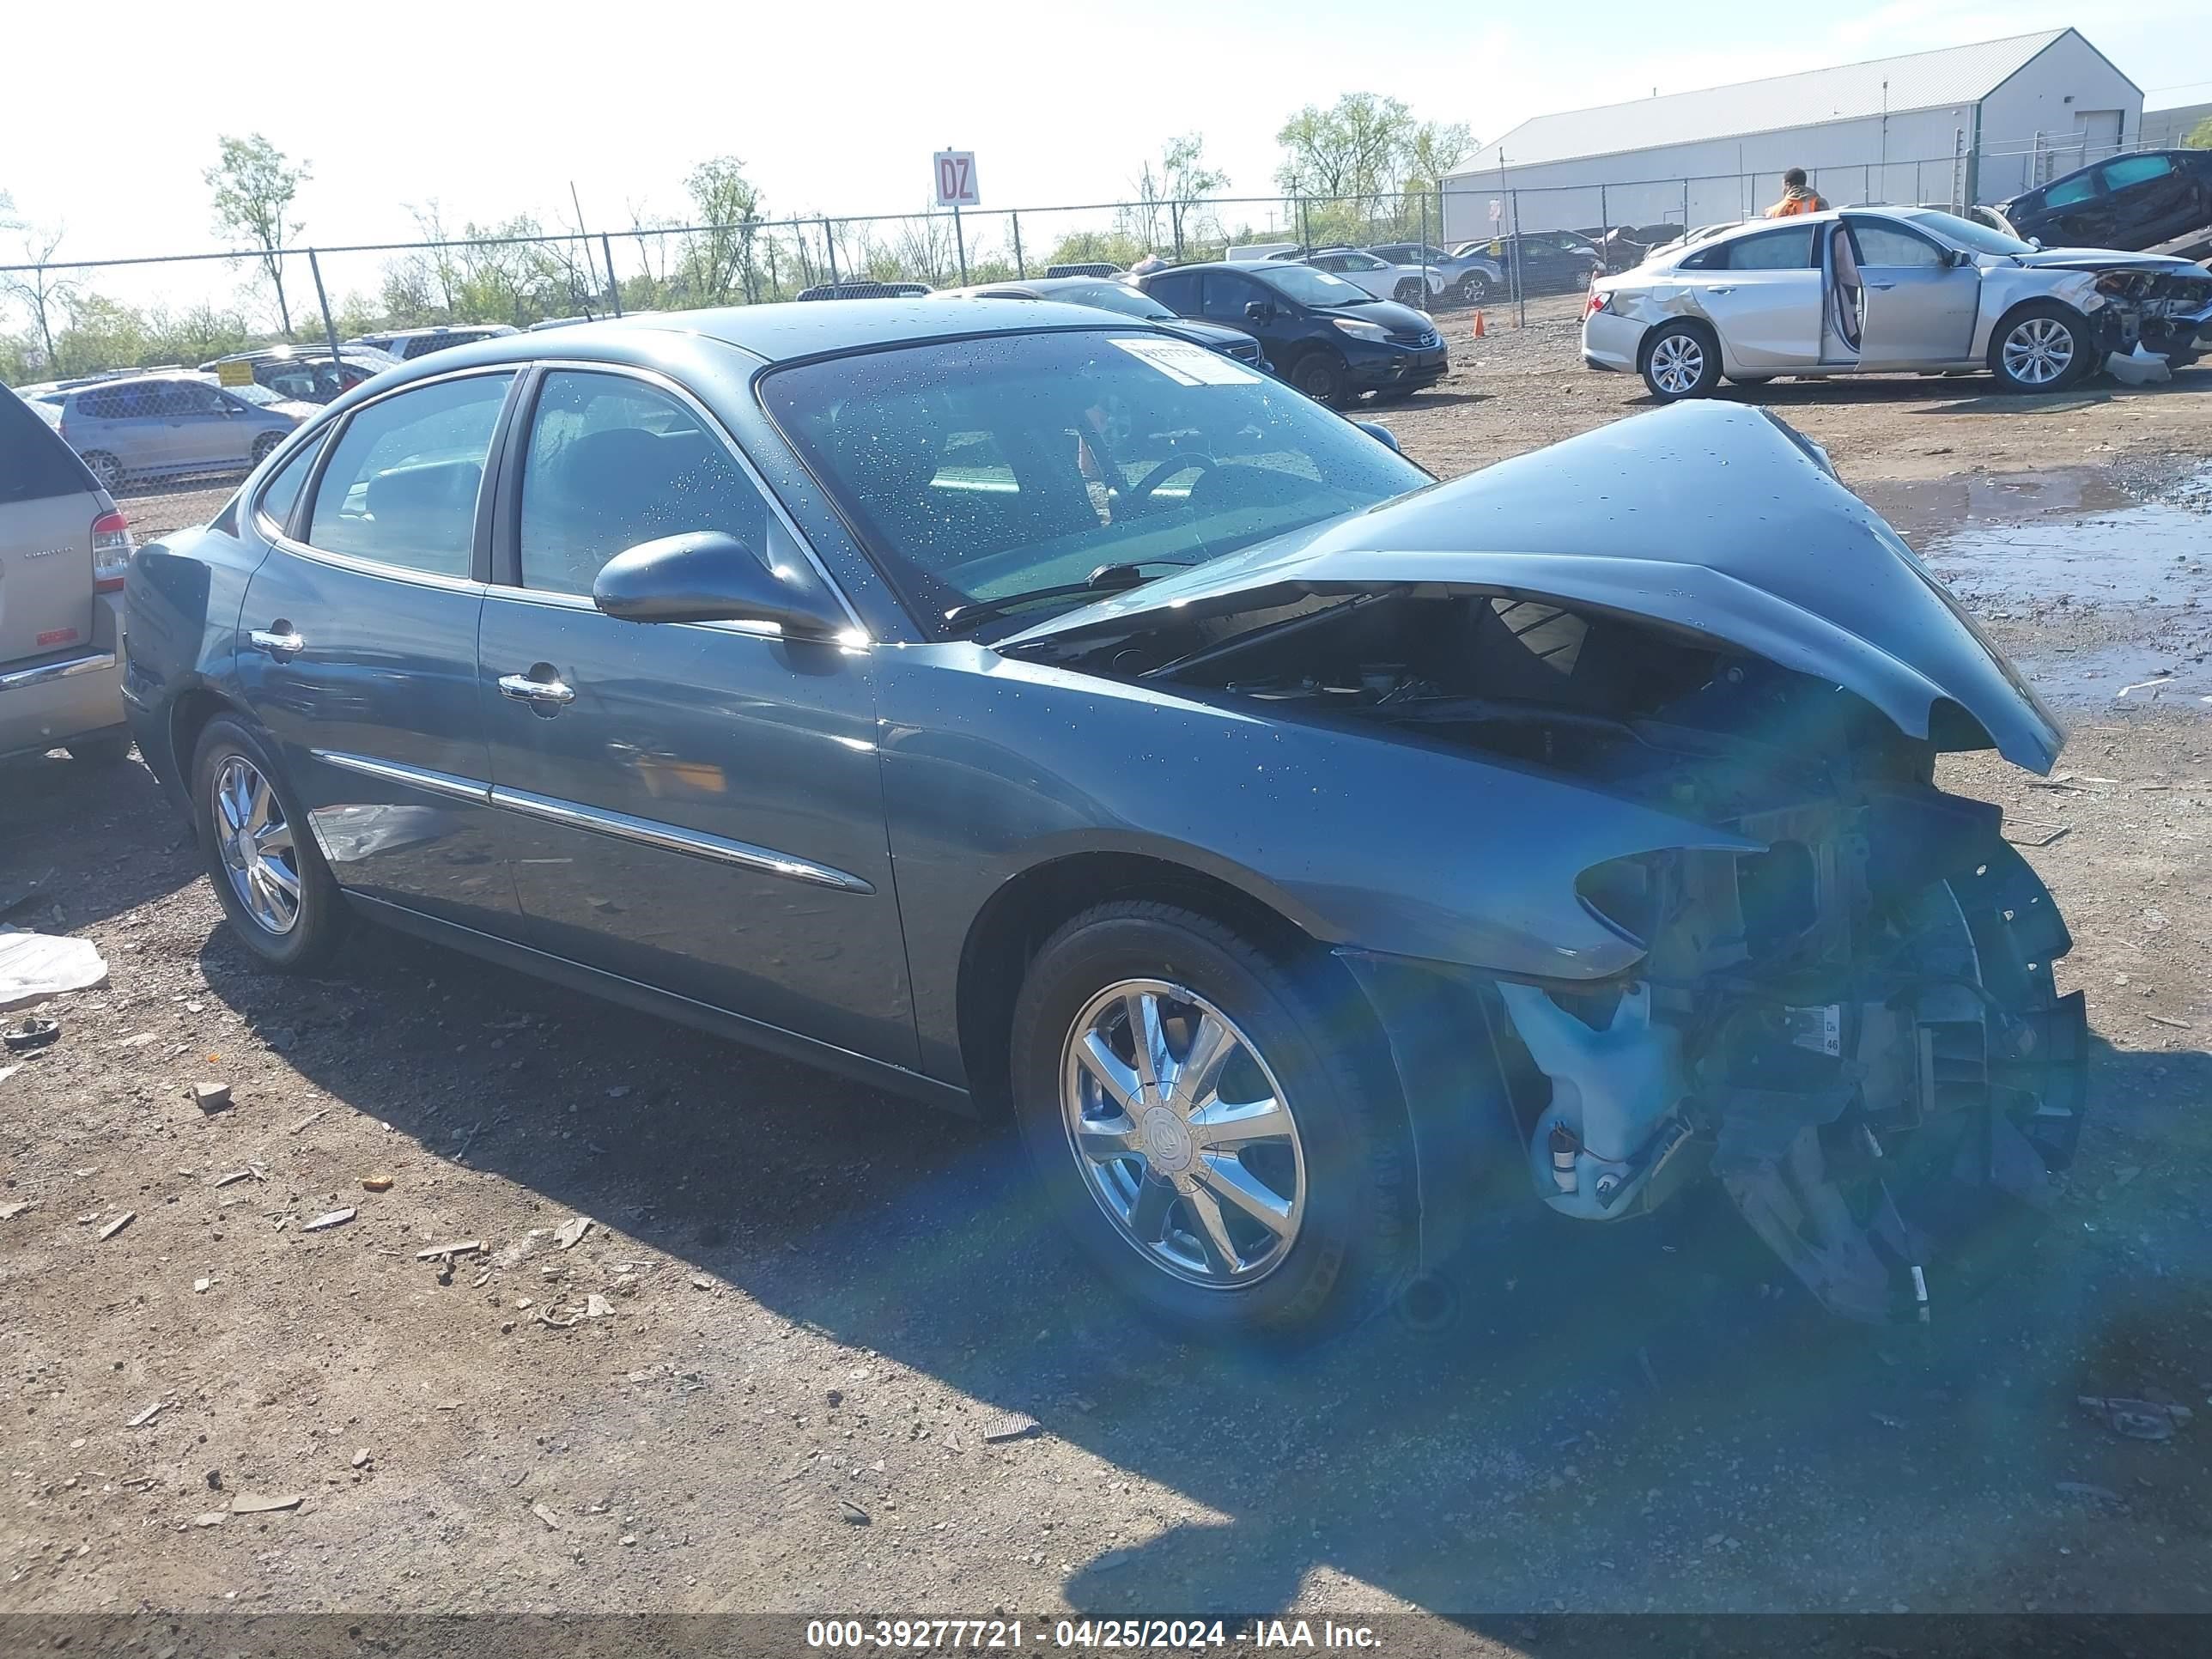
[3,0,2208,309]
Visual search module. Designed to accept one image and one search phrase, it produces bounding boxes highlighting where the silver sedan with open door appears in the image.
[1583,207,2212,400]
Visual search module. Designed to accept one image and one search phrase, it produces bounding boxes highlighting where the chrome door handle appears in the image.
[498,672,576,707]
[1708,286,1733,295]
[248,627,305,655]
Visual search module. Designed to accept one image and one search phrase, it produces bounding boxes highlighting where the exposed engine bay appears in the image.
[2084,264,2212,362]
[1017,584,2087,1322]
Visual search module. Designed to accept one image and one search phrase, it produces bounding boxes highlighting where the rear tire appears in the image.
[250,432,284,466]
[1288,349,1351,407]
[81,450,123,490]
[191,715,345,973]
[1640,321,1723,401]
[1009,901,1413,1344]
[1990,301,2092,392]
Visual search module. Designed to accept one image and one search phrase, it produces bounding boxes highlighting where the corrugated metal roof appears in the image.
[1456,29,2072,174]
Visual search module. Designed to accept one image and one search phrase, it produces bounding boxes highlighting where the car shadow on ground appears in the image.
[184,890,2212,1617]
[0,753,202,932]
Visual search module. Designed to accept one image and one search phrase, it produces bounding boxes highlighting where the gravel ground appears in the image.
[6,331,2212,1630]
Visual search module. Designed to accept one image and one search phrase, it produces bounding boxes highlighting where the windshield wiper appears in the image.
[941,560,1194,635]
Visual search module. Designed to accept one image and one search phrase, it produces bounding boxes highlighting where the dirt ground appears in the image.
[6,318,2212,1633]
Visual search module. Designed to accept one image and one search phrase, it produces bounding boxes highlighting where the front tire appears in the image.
[1287,349,1351,407]
[1456,271,1492,306]
[1009,902,1413,1343]
[1640,321,1722,401]
[1990,302,2091,392]
[191,716,344,972]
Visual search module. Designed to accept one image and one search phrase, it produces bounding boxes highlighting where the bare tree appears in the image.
[0,217,85,369]
[206,134,309,334]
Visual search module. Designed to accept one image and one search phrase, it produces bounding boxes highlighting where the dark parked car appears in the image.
[1454,230,1604,294]
[202,348,392,405]
[2001,150,2212,254]
[1139,260,1446,404]
[937,276,1268,369]
[125,305,2083,1342]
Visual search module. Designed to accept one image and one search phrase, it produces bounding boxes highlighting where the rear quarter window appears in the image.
[0,389,96,505]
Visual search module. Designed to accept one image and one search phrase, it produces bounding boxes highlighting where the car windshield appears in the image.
[1250,264,1373,307]
[763,330,1427,634]
[1052,283,1176,320]
[1897,208,2033,256]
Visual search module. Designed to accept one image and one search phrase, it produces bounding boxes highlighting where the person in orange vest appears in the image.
[1765,168,1830,217]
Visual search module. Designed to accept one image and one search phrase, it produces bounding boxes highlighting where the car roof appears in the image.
[345,300,1181,384]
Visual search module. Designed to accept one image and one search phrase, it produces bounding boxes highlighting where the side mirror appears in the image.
[1243,300,1272,322]
[1353,419,1401,453]
[592,531,847,638]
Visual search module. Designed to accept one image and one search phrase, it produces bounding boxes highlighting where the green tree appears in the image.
[683,155,766,304]
[2185,116,2212,149]
[206,134,309,335]
[1401,120,1475,194]
[1130,133,1230,253]
[1275,94,1418,201]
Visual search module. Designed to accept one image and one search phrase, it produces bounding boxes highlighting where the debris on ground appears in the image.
[127,1401,166,1427]
[301,1208,356,1233]
[191,1081,232,1114]
[0,929,108,1010]
[416,1240,482,1261]
[981,1410,1039,1443]
[289,1109,326,1134]
[585,1294,614,1319]
[532,1503,562,1530]
[351,1449,370,1468]
[98,1211,135,1241]
[2078,1395,2193,1441]
[210,1167,261,1188]
[554,1215,593,1250]
[229,1492,302,1514]
[193,1512,225,1528]
[361,1174,393,1192]
[840,1499,872,1525]
[3,1012,62,1052]
[194,1277,212,1293]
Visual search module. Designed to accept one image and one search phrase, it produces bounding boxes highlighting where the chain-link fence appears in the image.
[1,135,2185,387]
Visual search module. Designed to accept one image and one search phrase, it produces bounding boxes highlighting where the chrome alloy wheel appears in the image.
[1649,332,1705,395]
[2002,316,2075,386]
[1060,978,1307,1288]
[211,754,301,935]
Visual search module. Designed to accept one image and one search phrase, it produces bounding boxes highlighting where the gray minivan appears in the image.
[1,386,133,765]
[42,374,311,490]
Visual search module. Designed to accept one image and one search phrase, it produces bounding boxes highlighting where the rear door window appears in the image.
[1709,227,1814,270]
[255,429,328,534]
[2100,155,2174,191]
[1144,271,1200,313]
[305,373,514,577]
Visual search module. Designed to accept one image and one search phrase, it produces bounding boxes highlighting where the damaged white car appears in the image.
[1583,205,2212,398]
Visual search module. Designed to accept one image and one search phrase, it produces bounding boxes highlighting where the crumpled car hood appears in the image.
[1005,401,2065,773]
[2007,247,2208,276]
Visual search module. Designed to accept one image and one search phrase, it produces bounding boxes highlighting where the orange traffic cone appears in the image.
[1472,310,1486,339]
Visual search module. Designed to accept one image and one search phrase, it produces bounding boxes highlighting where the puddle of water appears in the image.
[2012,643,2212,709]
[1863,465,2212,609]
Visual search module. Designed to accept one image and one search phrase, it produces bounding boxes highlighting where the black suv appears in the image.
[1138,261,1446,405]
[2001,150,2212,254]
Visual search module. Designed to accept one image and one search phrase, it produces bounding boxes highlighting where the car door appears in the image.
[76,384,161,475]
[1845,216,1981,367]
[235,368,522,933]
[475,365,915,1066]
[1680,224,1821,367]
[2096,154,2188,247]
[145,380,235,470]
[2038,168,2109,247]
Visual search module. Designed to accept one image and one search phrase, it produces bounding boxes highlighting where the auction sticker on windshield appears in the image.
[1108,337,1262,386]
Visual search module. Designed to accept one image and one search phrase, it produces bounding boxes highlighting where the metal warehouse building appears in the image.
[1443,29,2142,241]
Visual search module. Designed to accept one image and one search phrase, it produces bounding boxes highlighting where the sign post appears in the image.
[933,149,979,286]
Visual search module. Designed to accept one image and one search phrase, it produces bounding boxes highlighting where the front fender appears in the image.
[880,646,1756,1080]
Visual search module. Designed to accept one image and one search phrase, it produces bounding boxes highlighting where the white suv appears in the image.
[1298,248,1445,306]
[1,387,134,766]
